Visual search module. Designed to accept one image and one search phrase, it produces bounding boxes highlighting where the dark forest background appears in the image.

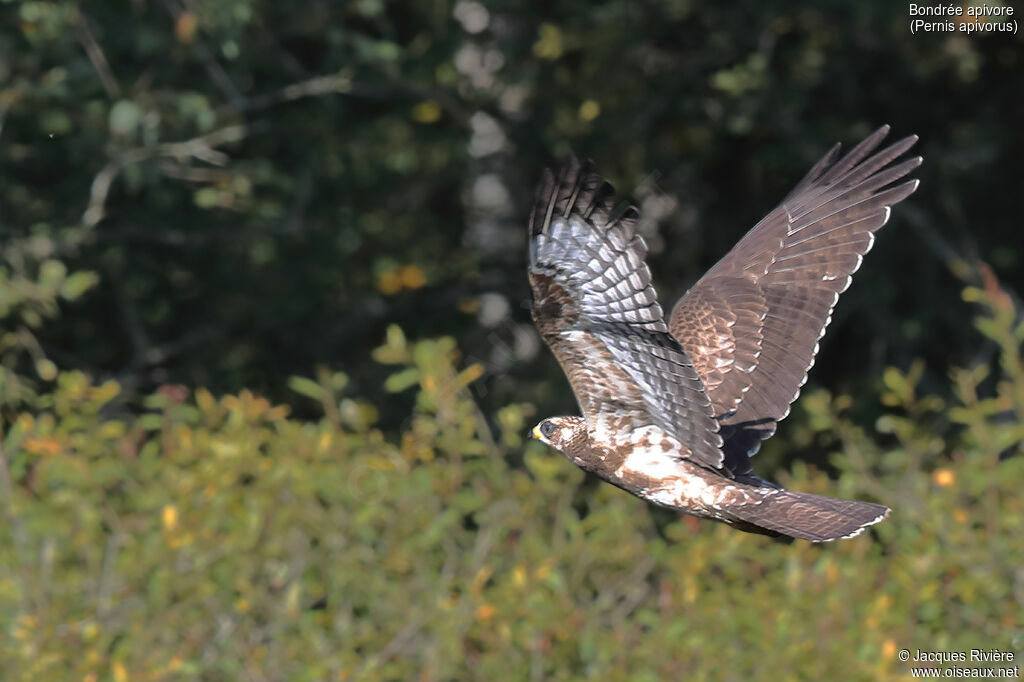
[1,2,1022,680]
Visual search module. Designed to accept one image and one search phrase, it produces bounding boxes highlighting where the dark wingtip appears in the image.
[528,166,558,237]
[560,154,582,179]
[530,154,634,238]
[530,155,589,238]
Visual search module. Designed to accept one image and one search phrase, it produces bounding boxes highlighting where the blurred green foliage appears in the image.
[1,283,1022,681]
[2,1,1023,680]
[1,0,1020,411]
[0,255,98,408]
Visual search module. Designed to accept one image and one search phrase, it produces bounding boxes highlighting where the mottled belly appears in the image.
[610,433,759,520]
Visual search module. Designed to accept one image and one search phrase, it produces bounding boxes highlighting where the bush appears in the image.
[0,284,1021,681]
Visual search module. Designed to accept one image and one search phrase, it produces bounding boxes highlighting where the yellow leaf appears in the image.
[458,297,481,314]
[377,269,402,295]
[112,661,128,682]
[195,387,216,412]
[411,100,441,124]
[267,404,290,420]
[578,99,601,122]
[16,413,34,432]
[162,504,179,532]
[175,12,197,43]
[177,425,193,451]
[456,363,484,388]
[533,23,564,60]
[98,421,126,440]
[933,469,955,487]
[23,436,62,457]
[81,621,100,642]
[94,380,121,404]
[513,565,526,587]
[399,264,426,289]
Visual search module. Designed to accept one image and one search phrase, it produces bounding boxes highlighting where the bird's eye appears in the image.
[540,421,557,438]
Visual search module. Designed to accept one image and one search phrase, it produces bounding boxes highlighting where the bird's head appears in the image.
[529,416,586,456]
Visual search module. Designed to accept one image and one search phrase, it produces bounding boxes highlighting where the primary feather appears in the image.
[527,128,920,541]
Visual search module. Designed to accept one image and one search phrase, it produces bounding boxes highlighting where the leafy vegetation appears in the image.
[1,1,1022,679]
[1,282,1021,680]
[2,0,1019,406]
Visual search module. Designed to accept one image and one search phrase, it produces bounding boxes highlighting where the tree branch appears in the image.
[82,123,254,229]
[159,0,245,107]
[74,8,120,99]
[232,71,355,113]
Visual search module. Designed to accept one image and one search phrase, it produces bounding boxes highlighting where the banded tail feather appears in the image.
[726,489,890,542]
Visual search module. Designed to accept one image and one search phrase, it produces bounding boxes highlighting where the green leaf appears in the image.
[34,358,57,381]
[39,110,72,136]
[384,367,419,393]
[59,271,99,301]
[38,259,66,286]
[194,187,220,208]
[288,376,324,401]
[109,100,143,136]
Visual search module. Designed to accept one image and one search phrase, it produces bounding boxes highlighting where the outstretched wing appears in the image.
[669,126,921,472]
[529,158,724,471]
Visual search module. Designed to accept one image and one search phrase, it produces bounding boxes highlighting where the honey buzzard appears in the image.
[527,126,920,541]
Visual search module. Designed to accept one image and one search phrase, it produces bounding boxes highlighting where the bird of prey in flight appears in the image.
[527,126,920,541]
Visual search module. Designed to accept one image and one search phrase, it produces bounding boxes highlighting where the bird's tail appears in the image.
[726,489,890,542]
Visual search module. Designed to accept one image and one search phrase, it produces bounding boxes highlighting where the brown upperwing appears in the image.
[669,126,921,473]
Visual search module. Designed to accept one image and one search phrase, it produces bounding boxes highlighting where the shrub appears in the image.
[0,286,1021,681]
